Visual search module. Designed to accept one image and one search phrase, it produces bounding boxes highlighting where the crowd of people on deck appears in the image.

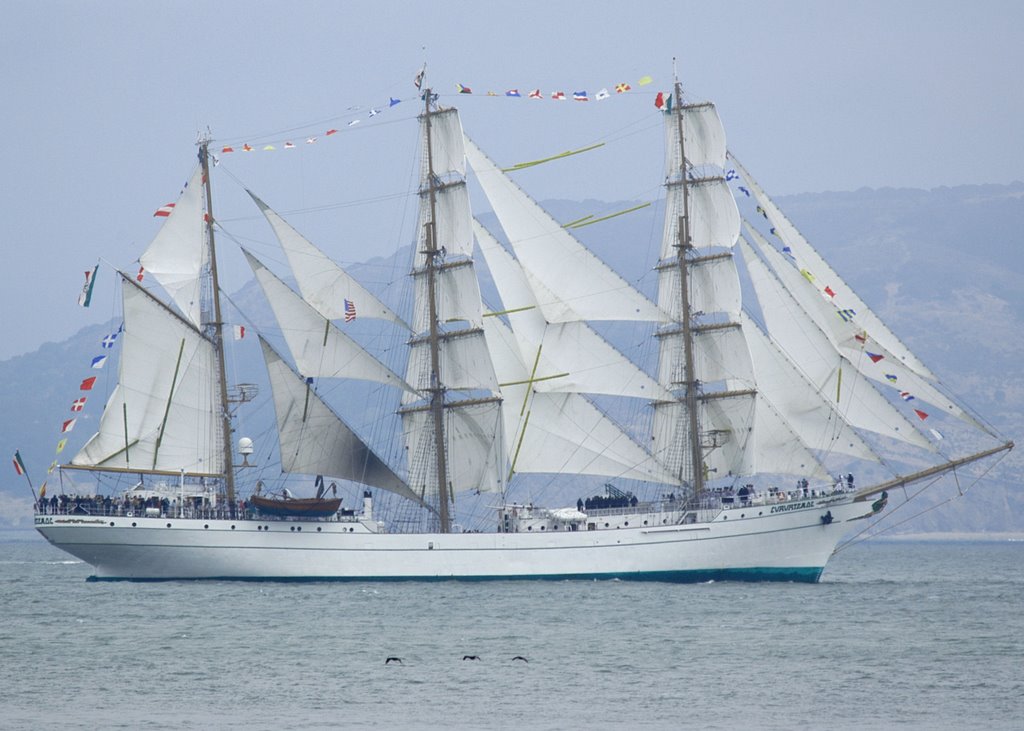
[715,474,856,508]
[35,493,234,518]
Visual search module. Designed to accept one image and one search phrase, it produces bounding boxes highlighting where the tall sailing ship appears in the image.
[33,75,1012,581]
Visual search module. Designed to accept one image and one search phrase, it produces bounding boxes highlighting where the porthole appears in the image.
[290,526,295,532]
[230,525,236,530]
[540,526,545,531]
[109,522,114,527]
[643,521,648,526]
[604,523,609,528]
[131,522,137,527]
[256,525,261,531]
[166,523,172,528]
[758,511,763,516]
[317,527,322,533]
[297,526,302,532]
[527,526,533,531]
[204,524,209,529]
[624,522,629,526]
[740,514,745,518]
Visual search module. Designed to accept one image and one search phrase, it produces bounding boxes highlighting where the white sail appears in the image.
[260,338,421,504]
[139,166,207,328]
[244,250,415,393]
[741,312,879,462]
[735,395,830,480]
[406,330,498,394]
[423,107,467,178]
[664,102,728,171]
[73,275,221,474]
[463,135,665,324]
[729,153,936,379]
[475,220,668,400]
[676,324,754,387]
[483,314,677,484]
[746,226,984,431]
[416,183,474,260]
[412,260,485,330]
[657,254,742,322]
[660,178,741,261]
[740,238,935,452]
[249,191,409,330]
[401,402,504,497]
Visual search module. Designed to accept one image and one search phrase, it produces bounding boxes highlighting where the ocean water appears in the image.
[1,533,1022,730]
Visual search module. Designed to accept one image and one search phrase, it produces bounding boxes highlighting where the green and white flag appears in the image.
[78,264,98,307]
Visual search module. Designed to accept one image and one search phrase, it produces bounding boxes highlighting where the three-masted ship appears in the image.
[34,75,1012,581]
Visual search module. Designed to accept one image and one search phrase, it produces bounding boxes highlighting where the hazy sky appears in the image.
[3,0,1022,360]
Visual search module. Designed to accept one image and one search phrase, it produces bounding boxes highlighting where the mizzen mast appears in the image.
[198,137,236,507]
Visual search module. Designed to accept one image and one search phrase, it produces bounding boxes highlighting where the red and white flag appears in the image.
[12,450,27,476]
[153,203,175,217]
[233,325,246,340]
[71,397,86,412]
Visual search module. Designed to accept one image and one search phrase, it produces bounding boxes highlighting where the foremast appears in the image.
[652,70,747,496]
[198,137,236,507]
[420,89,453,532]
[670,77,705,498]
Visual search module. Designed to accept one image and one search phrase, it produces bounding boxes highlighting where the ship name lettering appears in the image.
[770,501,814,514]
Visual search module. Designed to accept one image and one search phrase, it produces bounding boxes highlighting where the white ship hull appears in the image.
[35,495,877,583]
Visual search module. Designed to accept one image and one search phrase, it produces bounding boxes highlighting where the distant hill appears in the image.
[3,183,1021,532]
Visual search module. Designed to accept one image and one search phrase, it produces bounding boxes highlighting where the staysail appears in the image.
[243,249,414,393]
[744,225,987,433]
[464,135,665,324]
[729,153,936,380]
[739,237,935,452]
[481,309,677,484]
[139,166,208,329]
[260,337,423,505]
[249,191,410,330]
[474,220,668,401]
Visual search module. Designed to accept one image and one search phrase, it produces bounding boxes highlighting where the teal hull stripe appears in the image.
[87,566,824,584]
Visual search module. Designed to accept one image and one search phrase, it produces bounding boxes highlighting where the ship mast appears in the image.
[198,138,236,508]
[671,75,705,497]
[420,89,452,533]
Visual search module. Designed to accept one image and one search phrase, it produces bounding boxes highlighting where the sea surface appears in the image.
[1,532,1022,730]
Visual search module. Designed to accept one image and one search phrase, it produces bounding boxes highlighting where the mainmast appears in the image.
[420,89,453,533]
[671,77,706,497]
[198,138,236,507]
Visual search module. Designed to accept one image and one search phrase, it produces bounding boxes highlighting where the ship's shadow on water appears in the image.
[2,537,1023,730]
